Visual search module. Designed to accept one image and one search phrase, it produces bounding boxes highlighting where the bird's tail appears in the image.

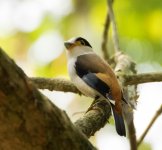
[111,103,126,136]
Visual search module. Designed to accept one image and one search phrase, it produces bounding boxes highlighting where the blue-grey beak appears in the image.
[64,42,74,49]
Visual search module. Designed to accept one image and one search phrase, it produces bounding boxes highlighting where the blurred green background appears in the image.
[1,0,162,78]
[0,0,162,150]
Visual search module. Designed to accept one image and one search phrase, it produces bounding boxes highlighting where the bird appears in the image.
[64,37,126,136]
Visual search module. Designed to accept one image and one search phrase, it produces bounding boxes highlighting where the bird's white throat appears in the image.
[66,46,93,59]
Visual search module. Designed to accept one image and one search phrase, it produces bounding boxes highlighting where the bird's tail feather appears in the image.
[111,104,126,136]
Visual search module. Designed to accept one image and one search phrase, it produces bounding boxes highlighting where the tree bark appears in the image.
[0,48,96,150]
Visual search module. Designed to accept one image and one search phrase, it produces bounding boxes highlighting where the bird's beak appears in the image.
[64,41,75,50]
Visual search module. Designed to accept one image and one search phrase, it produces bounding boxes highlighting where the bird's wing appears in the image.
[75,53,114,76]
[75,53,114,100]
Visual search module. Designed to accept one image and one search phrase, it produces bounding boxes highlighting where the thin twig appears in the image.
[101,12,111,61]
[137,105,162,146]
[128,118,137,150]
[107,0,120,52]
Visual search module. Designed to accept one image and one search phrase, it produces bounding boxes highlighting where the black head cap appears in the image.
[75,37,92,48]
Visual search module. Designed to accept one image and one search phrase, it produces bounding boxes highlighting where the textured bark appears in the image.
[0,48,96,150]
[31,77,81,94]
[75,100,111,138]
[124,73,162,85]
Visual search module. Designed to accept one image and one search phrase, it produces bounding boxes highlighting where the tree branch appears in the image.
[124,73,162,85]
[30,72,162,94]
[31,77,81,94]
[74,100,111,138]
[137,105,162,146]
[0,48,96,150]
[107,0,120,52]
[101,12,111,61]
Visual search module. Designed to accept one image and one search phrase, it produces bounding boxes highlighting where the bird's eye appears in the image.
[80,40,85,45]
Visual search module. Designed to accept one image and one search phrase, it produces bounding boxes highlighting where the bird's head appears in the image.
[64,37,93,57]
[64,37,92,50]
